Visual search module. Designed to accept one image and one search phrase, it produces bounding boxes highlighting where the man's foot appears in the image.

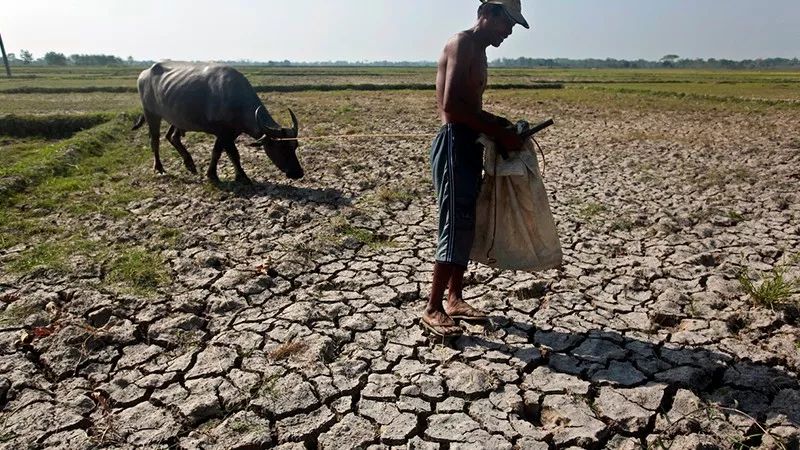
[444,298,488,321]
[420,310,462,337]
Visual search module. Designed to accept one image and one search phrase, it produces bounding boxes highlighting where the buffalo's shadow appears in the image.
[212,179,352,206]
[456,315,800,432]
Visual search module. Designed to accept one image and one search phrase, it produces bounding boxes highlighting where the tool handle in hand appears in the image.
[520,118,554,139]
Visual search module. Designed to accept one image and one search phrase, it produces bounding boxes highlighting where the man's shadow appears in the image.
[454,313,799,434]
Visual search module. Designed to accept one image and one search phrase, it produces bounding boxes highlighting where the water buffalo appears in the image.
[133,63,304,183]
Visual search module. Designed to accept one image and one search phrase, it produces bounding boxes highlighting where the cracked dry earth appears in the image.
[1,92,800,450]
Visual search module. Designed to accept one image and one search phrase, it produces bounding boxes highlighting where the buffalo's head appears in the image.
[253,106,304,180]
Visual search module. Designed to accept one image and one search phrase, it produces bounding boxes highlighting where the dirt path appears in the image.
[1,97,799,449]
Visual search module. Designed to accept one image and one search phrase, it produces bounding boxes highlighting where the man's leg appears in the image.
[443,265,486,319]
[447,264,466,302]
[423,262,462,335]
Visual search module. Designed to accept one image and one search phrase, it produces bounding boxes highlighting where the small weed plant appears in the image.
[739,265,799,308]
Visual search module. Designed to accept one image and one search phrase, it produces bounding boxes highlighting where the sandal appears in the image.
[420,316,463,338]
[444,300,488,322]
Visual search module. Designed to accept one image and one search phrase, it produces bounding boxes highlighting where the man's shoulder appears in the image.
[446,31,477,51]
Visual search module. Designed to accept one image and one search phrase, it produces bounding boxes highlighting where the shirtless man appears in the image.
[423,0,530,336]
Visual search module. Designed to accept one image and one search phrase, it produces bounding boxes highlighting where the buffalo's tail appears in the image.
[131,115,145,131]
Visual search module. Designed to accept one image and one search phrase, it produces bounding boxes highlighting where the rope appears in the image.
[275,130,548,178]
[532,136,546,179]
[276,131,548,180]
[271,133,433,141]
[485,152,499,265]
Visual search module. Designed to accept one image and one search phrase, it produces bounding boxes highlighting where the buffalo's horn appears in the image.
[255,105,282,136]
[288,108,299,135]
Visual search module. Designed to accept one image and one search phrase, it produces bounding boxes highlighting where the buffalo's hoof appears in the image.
[235,176,253,186]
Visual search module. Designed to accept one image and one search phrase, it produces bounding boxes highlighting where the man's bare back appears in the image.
[436,31,488,125]
[434,11,522,150]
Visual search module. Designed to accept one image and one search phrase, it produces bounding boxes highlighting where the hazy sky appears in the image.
[3,0,799,62]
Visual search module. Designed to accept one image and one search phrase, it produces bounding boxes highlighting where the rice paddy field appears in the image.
[0,66,798,449]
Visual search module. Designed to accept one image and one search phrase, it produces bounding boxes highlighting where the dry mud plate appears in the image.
[1,93,799,449]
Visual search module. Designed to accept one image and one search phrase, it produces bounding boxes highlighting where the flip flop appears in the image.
[448,313,488,322]
[445,304,488,322]
[419,317,463,338]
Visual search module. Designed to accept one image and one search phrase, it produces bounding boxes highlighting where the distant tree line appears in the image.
[211,59,437,67]
[6,50,800,69]
[214,57,800,69]
[491,55,800,70]
[6,50,147,66]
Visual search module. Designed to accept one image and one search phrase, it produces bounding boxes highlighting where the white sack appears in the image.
[470,135,563,272]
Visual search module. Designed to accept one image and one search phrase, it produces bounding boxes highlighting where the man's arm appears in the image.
[479,111,512,127]
[441,35,522,150]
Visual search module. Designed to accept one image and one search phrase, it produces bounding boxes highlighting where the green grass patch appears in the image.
[610,217,634,232]
[0,114,138,202]
[228,418,268,434]
[6,241,77,274]
[157,227,183,245]
[694,166,755,190]
[578,202,607,220]
[105,248,171,295]
[0,209,60,249]
[278,239,317,260]
[738,266,799,308]
[258,374,280,398]
[726,210,746,222]
[1,115,161,287]
[0,303,38,327]
[374,185,415,204]
[0,113,111,138]
[331,215,395,249]
[0,92,140,115]
[585,81,800,102]
[0,83,562,96]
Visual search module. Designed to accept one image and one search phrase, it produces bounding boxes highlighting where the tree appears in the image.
[44,51,68,65]
[69,53,123,66]
[19,49,33,65]
[660,54,679,67]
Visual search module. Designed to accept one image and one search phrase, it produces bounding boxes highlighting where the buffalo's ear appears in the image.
[249,134,269,147]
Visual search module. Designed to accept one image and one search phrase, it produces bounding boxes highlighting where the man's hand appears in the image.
[497,126,524,152]
[495,115,513,128]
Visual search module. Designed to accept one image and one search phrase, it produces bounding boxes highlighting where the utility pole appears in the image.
[0,33,11,77]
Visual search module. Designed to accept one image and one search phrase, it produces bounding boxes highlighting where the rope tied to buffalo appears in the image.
[270,133,433,141]
[274,132,548,179]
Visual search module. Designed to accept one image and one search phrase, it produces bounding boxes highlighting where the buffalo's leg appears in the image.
[144,110,164,173]
[165,125,198,174]
[222,138,252,185]
[207,137,225,183]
